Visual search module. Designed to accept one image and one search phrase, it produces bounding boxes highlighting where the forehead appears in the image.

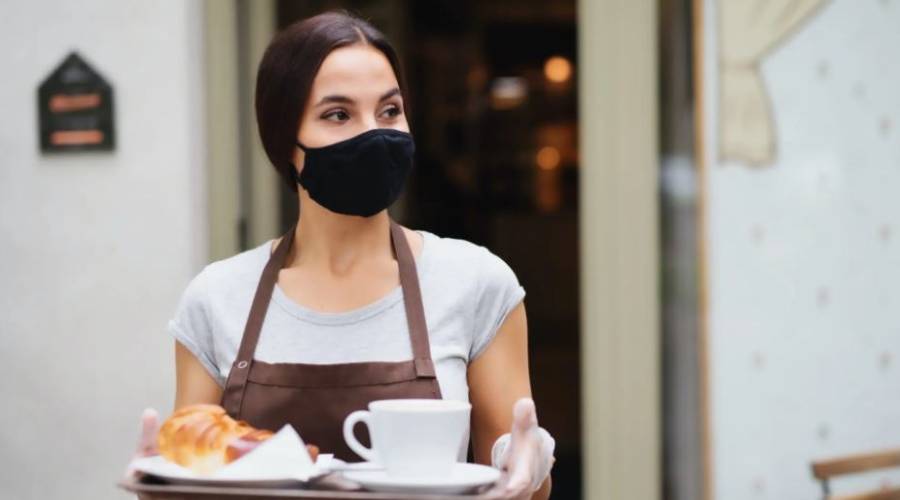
[308,44,400,101]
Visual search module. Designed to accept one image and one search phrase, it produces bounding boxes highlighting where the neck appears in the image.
[288,194,393,275]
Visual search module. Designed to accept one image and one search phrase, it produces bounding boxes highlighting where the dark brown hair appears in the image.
[255,10,411,192]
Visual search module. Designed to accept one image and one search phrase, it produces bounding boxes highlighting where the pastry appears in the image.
[157,403,319,474]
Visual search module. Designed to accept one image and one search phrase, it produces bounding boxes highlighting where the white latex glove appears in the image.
[123,408,161,479]
[486,398,556,499]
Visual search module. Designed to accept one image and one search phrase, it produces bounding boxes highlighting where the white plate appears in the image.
[129,425,327,487]
[130,455,322,487]
[342,462,501,495]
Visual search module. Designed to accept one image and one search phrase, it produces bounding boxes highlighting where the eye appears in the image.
[322,109,350,122]
[381,104,402,119]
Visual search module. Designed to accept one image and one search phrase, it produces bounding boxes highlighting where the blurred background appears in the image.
[1,0,898,499]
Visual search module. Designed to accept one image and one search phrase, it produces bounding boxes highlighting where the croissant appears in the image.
[157,404,318,474]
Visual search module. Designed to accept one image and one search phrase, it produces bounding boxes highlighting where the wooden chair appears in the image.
[811,448,900,500]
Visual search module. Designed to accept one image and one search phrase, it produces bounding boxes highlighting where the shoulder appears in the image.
[420,231,525,361]
[422,230,495,267]
[419,230,521,293]
[180,240,272,305]
[208,240,271,281]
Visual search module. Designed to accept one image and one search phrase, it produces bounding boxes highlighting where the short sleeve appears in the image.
[167,266,224,386]
[468,248,526,362]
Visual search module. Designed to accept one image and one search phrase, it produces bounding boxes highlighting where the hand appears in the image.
[123,408,160,480]
[486,398,555,500]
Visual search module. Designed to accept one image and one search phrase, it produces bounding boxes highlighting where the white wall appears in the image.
[702,0,900,498]
[0,1,207,498]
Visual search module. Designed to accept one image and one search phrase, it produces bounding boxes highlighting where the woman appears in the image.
[130,10,554,499]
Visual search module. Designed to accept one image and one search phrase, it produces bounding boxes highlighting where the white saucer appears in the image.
[342,463,501,494]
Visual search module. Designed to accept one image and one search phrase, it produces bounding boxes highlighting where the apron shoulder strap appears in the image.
[221,225,294,416]
[390,220,437,379]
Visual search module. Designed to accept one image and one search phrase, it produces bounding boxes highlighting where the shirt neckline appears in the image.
[259,229,433,326]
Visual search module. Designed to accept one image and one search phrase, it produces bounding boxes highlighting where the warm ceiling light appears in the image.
[536,146,561,170]
[543,56,572,83]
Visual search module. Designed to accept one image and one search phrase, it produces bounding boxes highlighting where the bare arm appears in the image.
[125,342,222,477]
[467,302,552,500]
[174,341,223,410]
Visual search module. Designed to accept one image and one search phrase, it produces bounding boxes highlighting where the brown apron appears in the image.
[220,220,443,462]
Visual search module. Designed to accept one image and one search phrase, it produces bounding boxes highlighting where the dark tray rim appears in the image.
[117,473,502,499]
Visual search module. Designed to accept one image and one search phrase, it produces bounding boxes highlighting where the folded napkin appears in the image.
[130,425,322,482]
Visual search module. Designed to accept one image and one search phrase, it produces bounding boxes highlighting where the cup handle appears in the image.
[343,410,376,462]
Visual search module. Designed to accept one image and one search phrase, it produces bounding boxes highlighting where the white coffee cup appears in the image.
[343,399,471,477]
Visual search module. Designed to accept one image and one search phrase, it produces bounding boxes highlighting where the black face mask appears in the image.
[292,128,415,217]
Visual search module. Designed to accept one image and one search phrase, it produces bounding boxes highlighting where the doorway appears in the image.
[275,2,583,498]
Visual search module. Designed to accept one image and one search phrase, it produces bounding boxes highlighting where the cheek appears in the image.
[294,113,316,171]
[292,148,305,173]
[396,117,411,133]
[296,111,318,148]
[296,114,334,151]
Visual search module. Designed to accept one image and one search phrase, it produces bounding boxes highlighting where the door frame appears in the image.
[204,0,278,259]
[577,1,661,498]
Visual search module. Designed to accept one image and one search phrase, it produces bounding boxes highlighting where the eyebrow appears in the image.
[314,87,401,107]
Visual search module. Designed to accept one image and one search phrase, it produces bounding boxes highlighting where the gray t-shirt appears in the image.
[168,229,526,458]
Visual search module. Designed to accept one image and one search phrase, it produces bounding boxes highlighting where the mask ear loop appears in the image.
[290,141,307,184]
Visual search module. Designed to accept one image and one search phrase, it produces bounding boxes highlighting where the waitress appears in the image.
[130,10,554,500]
